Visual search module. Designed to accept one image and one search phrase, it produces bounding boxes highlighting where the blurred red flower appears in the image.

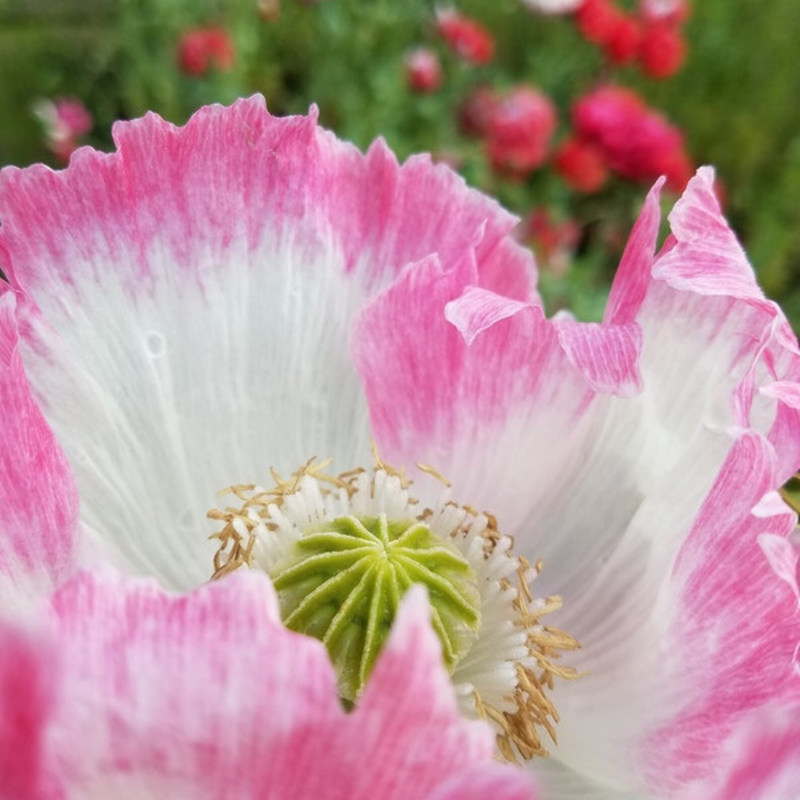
[404,48,443,93]
[605,13,642,65]
[639,22,687,78]
[436,9,495,65]
[486,86,557,179]
[554,136,608,192]
[575,0,623,45]
[177,26,236,77]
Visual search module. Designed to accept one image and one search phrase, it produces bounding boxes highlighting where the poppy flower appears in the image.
[1,98,798,798]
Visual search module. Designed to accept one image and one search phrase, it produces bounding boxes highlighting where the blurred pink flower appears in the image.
[1,98,799,798]
[573,84,693,189]
[486,86,557,178]
[32,97,92,163]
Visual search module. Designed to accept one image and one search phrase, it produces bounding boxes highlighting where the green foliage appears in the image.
[0,0,798,327]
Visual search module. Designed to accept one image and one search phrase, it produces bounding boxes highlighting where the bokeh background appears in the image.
[0,0,799,330]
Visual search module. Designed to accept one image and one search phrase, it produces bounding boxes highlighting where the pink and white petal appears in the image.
[637,433,800,798]
[0,97,537,591]
[0,288,78,609]
[47,568,335,799]
[603,178,664,326]
[445,286,643,396]
[352,245,640,509]
[612,170,800,480]
[546,175,800,792]
[706,704,800,800]
[643,168,800,479]
[46,570,505,800]
[353,170,800,795]
[0,617,58,800]
[540,434,799,795]
[652,167,759,297]
[355,167,800,605]
[552,316,643,396]
[352,228,728,617]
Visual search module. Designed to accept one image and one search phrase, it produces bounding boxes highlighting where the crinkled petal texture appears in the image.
[353,168,800,798]
[0,570,535,800]
[0,96,536,592]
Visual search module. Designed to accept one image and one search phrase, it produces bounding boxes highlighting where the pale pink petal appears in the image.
[646,168,800,479]
[424,763,537,800]
[653,166,760,297]
[352,249,641,505]
[641,432,800,797]
[0,97,536,591]
[708,704,800,800]
[44,570,507,799]
[758,530,800,601]
[444,286,643,396]
[603,177,664,325]
[761,379,800,408]
[3,100,532,302]
[0,288,77,607]
[444,284,530,346]
[552,316,643,396]
[551,175,800,793]
[0,618,55,800]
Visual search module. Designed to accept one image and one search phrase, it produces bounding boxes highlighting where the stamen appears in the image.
[416,462,453,487]
[207,456,579,761]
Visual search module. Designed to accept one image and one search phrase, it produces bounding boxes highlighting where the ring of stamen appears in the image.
[208,456,579,761]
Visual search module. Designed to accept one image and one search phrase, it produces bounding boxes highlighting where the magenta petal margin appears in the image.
[0,96,534,304]
[0,287,77,604]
